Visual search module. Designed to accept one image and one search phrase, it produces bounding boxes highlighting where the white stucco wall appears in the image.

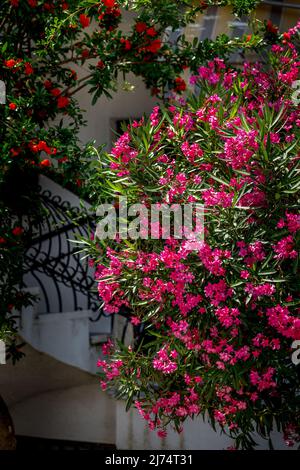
[0,343,115,445]
[116,401,232,450]
[18,293,104,374]
[77,72,158,151]
[72,11,158,150]
[116,401,296,450]
[10,384,115,444]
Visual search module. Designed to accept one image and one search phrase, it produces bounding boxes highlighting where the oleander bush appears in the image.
[87,23,300,449]
[0,0,264,357]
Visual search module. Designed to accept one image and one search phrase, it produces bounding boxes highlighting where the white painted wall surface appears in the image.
[10,384,115,445]
[116,401,232,450]
[77,72,158,151]
[73,11,158,150]
[19,299,103,374]
[0,343,115,445]
[116,401,296,450]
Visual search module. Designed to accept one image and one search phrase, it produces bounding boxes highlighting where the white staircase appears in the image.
[18,292,107,374]
[20,176,114,373]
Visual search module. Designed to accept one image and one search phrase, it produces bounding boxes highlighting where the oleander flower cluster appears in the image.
[93,24,300,450]
[2,0,230,355]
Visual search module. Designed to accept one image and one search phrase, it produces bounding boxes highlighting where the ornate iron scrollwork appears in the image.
[23,184,112,325]
[22,179,142,345]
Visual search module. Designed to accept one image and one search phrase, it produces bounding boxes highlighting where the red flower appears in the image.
[44,3,54,12]
[57,96,70,108]
[79,14,90,28]
[58,156,69,164]
[44,80,53,89]
[146,39,161,54]
[81,49,90,59]
[151,87,160,96]
[10,148,20,157]
[174,77,186,92]
[10,0,19,7]
[42,143,52,154]
[28,0,37,6]
[51,88,61,97]
[9,103,17,110]
[125,40,131,51]
[97,60,105,69]
[69,69,77,81]
[146,27,157,37]
[102,0,116,8]
[5,59,17,68]
[29,140,52,154]
[24,62,33,75]
[61,2,69,10]
[199,0,208,8]
[266,20,278,35]
[0,237,6,244]
[12,227,24,236]
[121,38,132,51]
[135,22,147,34]
[40,159,51,168]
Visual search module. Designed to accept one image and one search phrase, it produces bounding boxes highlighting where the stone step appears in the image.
[89,333,111,346]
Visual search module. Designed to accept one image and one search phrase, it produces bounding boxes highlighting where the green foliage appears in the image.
[87,30,300,448]
[0,0,262,362]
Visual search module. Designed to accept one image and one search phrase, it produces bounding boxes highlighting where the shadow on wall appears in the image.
[0,342,115,445]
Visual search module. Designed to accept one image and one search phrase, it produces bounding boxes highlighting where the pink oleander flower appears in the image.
[250,367,276,391]
[214,410,227,426]
[181,141,203,163]
[266,305,300,339]
[237,241,266,266]
[214,306,240,328]
[202,189,234,208]
[245,282,276,300]
[240,270,249,279]
[273,235,298,259]
[286,212,300,233]
[153,348,178,374]
[204,280,233,306]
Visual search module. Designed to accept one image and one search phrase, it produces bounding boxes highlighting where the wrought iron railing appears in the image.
[22,182,112,325]
[21,178,139,345]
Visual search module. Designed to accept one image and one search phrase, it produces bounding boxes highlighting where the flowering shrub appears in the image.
[0,0,263,355]
[89,24,300,449]
[0,0,99,356]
